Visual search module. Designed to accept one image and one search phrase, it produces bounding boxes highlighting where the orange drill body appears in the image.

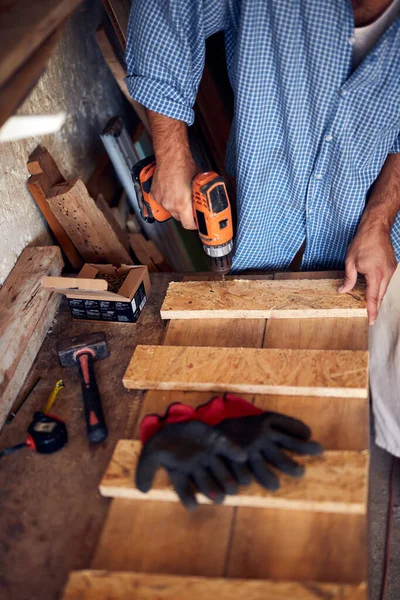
[133,157,171,223]
[133,156,234,274]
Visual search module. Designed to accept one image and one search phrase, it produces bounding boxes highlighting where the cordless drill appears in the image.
[132,156,234,275]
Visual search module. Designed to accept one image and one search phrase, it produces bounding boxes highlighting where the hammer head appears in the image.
[57,332,109,367]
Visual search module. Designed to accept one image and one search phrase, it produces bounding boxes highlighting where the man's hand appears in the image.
[151,155,199,230]
[147,109,199,230]
[340,219,397,325]
[339,153,400,325]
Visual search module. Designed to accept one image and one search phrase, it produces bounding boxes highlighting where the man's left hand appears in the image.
[339,218,397,326]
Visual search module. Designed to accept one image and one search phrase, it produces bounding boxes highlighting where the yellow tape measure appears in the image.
[42,380,64,414]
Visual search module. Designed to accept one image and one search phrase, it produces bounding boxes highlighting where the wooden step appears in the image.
[63,571,367,600]
[99,440,368,515]
[123,346,369,398]
[160,279,366,320]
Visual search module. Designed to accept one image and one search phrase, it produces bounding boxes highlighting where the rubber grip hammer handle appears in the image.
[76,351,108,443]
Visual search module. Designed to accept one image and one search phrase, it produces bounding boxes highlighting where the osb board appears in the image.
[160,279,366,320]
[63,570,367,600]
[100,440,368,515]
[123,346,369,398]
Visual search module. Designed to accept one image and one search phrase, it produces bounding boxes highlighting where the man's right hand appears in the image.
[147,109,199,230]
[151,156,199,230]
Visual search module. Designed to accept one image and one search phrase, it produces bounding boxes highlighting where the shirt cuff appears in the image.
[126,75,195,125]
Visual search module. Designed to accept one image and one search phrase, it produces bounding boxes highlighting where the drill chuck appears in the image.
[205,240,233,275]
[202,239,233,258]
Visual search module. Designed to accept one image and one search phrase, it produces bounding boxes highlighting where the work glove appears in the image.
[216,412,324,490]
[136,420,246,510]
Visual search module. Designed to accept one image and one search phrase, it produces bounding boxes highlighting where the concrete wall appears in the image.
[0,0,132,284]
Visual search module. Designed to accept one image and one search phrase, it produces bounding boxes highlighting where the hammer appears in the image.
[57,332,109,443]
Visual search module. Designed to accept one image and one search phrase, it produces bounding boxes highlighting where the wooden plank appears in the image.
[0,246,63,429]
[123,345,369,398]
[91,499,234,576]
[160,279,366,320]
[263,317,369,351]
[129,233,157,272]
[96,193,130,249]
[164,318,266,348]
[227,509,367,583]
[95,25,150,131]
[63,570,367,600]
[0,0,81,88]
[27,147,83,270]
[101,0,130,49]
[0,24,65,128]
[47,179,133,265]
[100,440,368,515]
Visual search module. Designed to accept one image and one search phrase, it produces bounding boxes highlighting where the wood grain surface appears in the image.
[0,246,63,428]
[227,509,367,583]
[27,147,83,270]
[263,317,369,351]
[124,345,369,398]
[47,179,132,265]
[91,499,234,576]
[63,571,367,600]
[0,0,81,87]
[160,279,367,320]
[100,440,368,514]
[92,317,265,577]
[92,271,369,589]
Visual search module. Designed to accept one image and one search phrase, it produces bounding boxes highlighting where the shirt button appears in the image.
[315,173,323,180]
[339,88,348,96]
[325,134,333,142]
[348,36,355,45]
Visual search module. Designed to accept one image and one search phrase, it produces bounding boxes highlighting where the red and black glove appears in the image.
[215,411,323,490]
[137,394,323,505]
[136,420,246,510]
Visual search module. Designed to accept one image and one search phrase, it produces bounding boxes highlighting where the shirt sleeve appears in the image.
[389,134,400,153]
[126,0,227,125]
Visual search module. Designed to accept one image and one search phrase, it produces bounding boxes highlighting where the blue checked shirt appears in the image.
[126,1,400,271]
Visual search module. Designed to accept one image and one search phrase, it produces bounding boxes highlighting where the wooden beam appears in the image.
[129,233,157,272]
[0,246,64,429]
[0,25,65,128]
[160,279,367,320]
[95,193,130,250]
[47,179,133,265]
[100,440,368,515]
[101,0,130,50]
[27,147,83,270]
[123,345,369,398]
[0,0,81,88]
[63,570,367,600]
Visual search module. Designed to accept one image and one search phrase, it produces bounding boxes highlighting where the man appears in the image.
[126,1,400,455]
